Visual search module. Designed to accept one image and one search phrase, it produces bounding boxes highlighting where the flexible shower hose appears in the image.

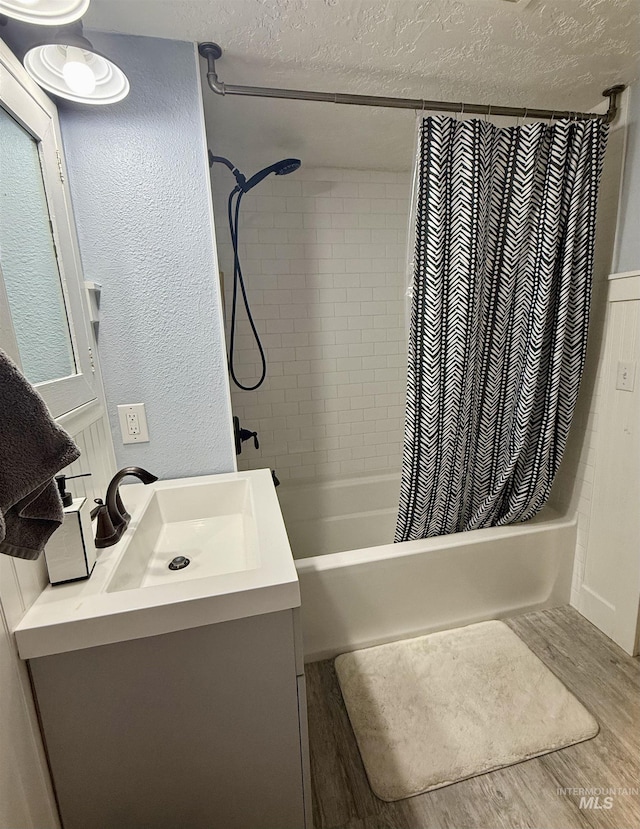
[227,187,267,391]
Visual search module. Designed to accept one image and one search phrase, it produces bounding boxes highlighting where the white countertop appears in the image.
[15,469,300,660]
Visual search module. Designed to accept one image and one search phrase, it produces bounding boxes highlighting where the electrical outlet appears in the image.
[117,404,149,444]
[126,412,140,435]
[616,361,636,392]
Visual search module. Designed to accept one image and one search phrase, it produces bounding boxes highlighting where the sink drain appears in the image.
[168,556,190,571]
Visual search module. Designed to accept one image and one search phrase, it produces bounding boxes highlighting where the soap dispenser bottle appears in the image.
[44,473,96,585]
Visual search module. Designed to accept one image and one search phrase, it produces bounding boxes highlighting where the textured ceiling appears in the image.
[86,0,640,171]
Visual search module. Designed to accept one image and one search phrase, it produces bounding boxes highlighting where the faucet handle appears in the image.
[92,499,119,548]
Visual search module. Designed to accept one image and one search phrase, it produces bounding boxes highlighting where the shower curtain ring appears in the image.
[485,104,491,123]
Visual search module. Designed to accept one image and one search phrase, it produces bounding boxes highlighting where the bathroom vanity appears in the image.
[15,470,311,829]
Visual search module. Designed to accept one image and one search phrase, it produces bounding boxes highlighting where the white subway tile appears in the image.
[255,196,287,212]
[243,211,275,228]
[288,229,317,244]
[304,212,332,228]
[311,385,338,400]
[358,182,387,199]
[280,304,309,319]
[302,181,331,197]
[316,197,342,213]
[347,287,373,302]
[265,318,295,334]
[268,376,300,390]
[335,302,361,318]
[327,448,352,462]
[335,330,362,344]
[340,459,366,474]
[325,398,352,412]
[314,462,344,478]
[344,197,371,213]
[317,229,346,244]
[312,437,341,451]
[308,331,337,346]
[344,229,372,244]
[309,358,338,373]
[313,411,339,425]
[282,360,310,375]
[276,244,306,260]
[339,410,364,423]
[258,228,290,244]
[263,290,292,305]
[286,388,312,402]
[385,183,411,199]
[336,357,363,372]
[274,212,304,228]
[331,213,358,229]
[359,214,386,229]
[324,423,352,437]
[216,167,409,483]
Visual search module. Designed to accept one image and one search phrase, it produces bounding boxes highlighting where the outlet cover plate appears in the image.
[616,361,636,392]
[117,404,150,443]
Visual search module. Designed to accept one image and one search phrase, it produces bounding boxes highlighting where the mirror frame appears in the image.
[0,38,96,417]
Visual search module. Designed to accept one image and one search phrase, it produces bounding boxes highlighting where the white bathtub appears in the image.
[278,473,576,662]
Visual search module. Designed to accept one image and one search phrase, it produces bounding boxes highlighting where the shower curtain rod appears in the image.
[199,43,625,124]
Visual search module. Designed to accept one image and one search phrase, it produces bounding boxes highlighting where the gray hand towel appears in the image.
[0,350,81,561]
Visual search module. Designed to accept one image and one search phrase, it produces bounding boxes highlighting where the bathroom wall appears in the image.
[615,82,640,272]
[59,34,236,480]
[212,167,410,482]
[549,93,630,605]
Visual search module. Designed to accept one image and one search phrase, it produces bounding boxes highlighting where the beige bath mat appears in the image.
[335,620,598,801]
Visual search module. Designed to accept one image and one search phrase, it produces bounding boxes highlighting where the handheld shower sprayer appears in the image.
[209,152,300,194]
[209,152,302,390]
[242,158,301,193]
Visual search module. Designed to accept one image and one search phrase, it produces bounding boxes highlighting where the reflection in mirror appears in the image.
[0,105,76,384]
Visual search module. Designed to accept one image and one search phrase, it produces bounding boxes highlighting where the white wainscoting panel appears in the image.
[0,403,115,829]
[579,274,640,655]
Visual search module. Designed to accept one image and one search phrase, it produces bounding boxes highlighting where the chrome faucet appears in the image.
[93,466,158,548]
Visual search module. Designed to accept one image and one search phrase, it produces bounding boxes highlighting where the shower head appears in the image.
[209,151,301,194]
[242,158,301,193]
[275,158,301,176]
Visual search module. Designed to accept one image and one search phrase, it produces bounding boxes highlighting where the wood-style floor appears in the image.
[306,606,639,829]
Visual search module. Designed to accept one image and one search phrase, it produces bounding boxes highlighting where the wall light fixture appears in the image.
[23,21,129,104]
[0,0,89,26]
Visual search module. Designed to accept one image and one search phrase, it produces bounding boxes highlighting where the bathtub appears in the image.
[277,472,576,662]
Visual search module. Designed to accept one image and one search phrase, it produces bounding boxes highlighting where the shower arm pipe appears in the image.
[199,43,624,124]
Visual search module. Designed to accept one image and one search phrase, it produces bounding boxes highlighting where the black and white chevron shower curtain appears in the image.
[396,116,608,542]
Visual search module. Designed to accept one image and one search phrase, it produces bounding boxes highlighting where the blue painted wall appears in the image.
[58,33,235,479]
[616,83,640,273]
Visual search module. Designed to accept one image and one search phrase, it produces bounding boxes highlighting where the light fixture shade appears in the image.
[0,0,89,26]
[24,41,130,104]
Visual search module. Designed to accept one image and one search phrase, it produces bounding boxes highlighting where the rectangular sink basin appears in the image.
[14,470,300,660]
[108,478,259,592]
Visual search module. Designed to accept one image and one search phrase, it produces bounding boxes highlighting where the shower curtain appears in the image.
[396,116,608,542]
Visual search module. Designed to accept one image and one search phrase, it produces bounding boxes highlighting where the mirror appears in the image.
[0,104,76,385]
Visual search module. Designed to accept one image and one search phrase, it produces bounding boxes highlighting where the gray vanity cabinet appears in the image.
[29,609,311,829]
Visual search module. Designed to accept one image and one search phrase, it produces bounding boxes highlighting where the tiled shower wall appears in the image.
[211,167,411,482]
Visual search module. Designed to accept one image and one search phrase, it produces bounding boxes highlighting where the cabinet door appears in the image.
[1,48,95,417]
